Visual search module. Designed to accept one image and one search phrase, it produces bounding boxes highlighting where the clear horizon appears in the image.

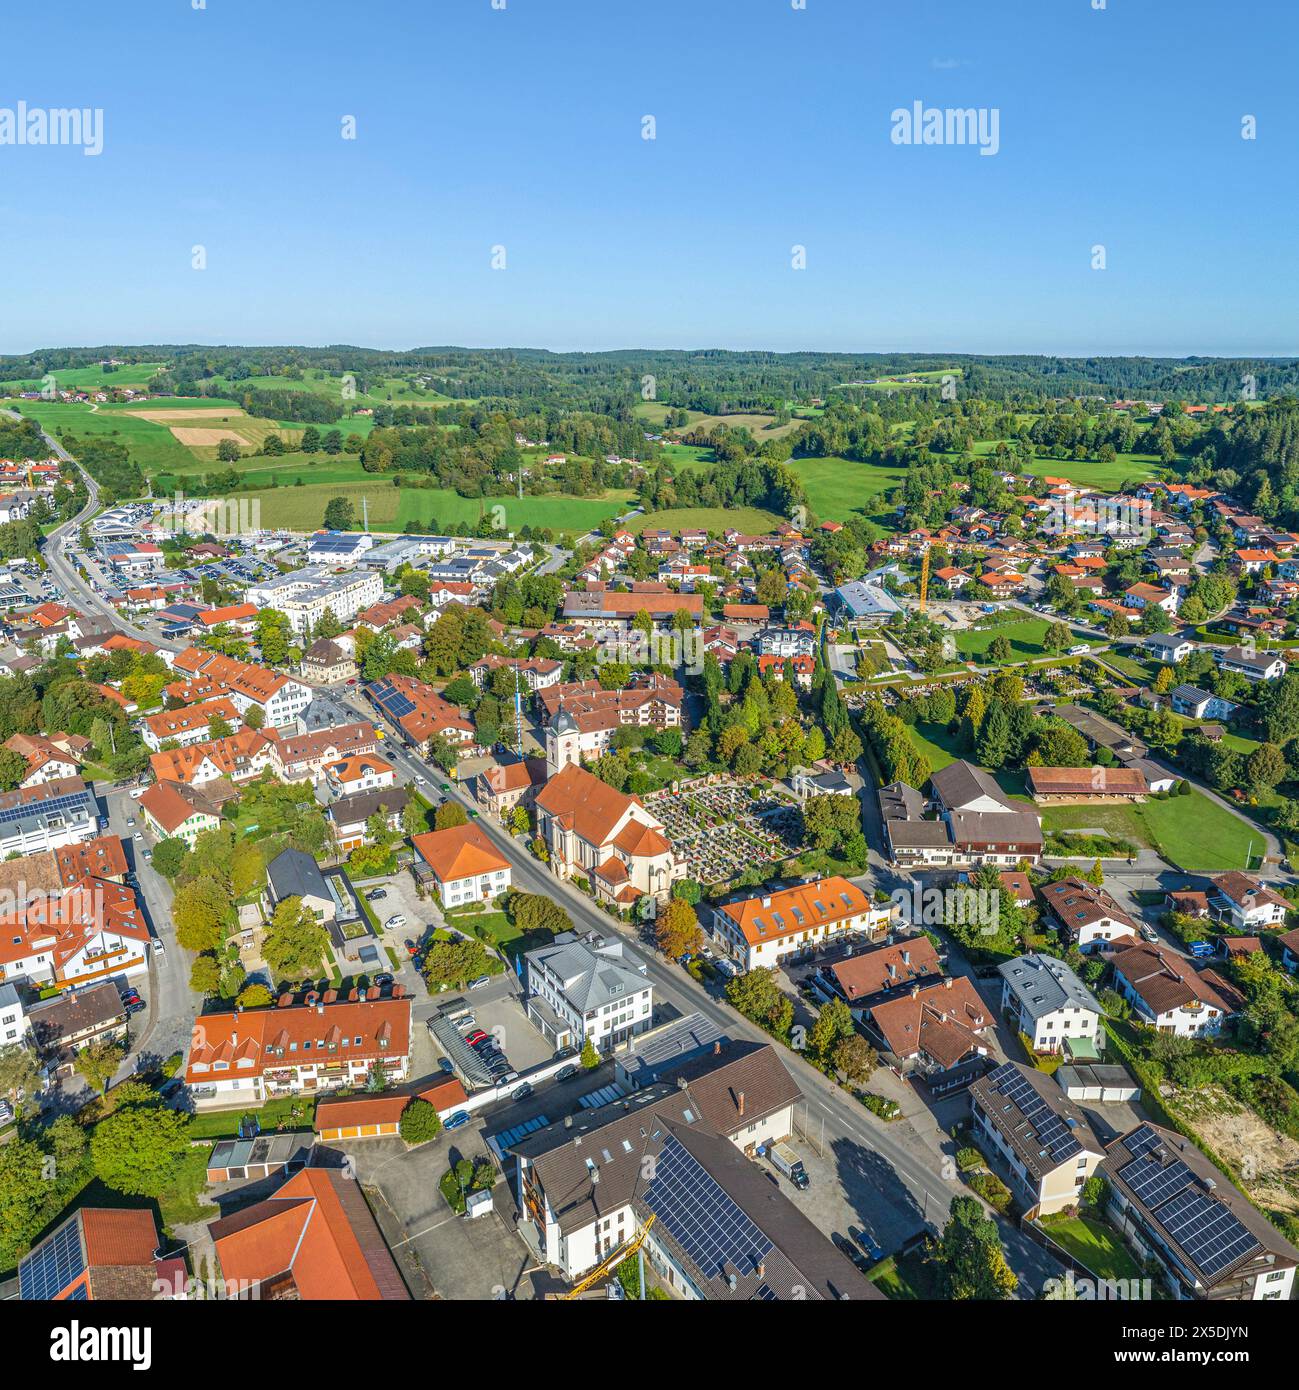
[4,0,1297,358]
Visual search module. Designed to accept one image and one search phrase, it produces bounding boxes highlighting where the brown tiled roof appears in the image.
[1110,941,1234,1017]
[869,977,990,1065]
[827,937,941,1001]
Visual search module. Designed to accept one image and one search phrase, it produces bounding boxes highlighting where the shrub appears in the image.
[859,1093,901,1121]
[968,1171,1013,1214]
[399,1098,442,1145]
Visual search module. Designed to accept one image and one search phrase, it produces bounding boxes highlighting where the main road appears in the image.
[337,686,1062,1295]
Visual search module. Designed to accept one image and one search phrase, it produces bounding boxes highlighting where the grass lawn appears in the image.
[906,721,1029,797]
[623,505,782,535]
[952,617,1097,660]
[788,454,906,523]
[185,1096,317,1141]
[870,1248,945,1299]
[659,441,714,468]
[1038,1215,1143,1282]
[1041,791,1258,872]
[968,439,1166,493]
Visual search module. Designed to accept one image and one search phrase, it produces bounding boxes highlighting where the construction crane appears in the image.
[918,541,931,614]
[554,1216,656,1300]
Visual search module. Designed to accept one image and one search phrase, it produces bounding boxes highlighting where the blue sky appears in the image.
[1,0,1295,356]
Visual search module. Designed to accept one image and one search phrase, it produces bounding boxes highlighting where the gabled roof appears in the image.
[209,1167,409,1300]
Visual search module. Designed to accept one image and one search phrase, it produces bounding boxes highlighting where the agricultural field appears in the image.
[659,442,714,469]
[234,479,633,536]
[633,400,803,440]
[622,505,783,536]
[0,361,164,393]
[789,454,906,523]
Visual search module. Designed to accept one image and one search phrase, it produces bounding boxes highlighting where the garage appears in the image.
[1055,1063,1141,1104]
[206,1133,315,1183]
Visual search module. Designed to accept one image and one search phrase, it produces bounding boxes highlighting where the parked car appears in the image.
[464,1029,488,1046]
[1189,939,1215,959]
[404,938,419,956]
[468,975,491,991]
[372,972,394,988]
[833,1232,873,1275]
[385,914,407,930]
[152,938,165,956]
[849,1225,884,1264]
[444,1111,470,1131]
[511,1083,533,1101]
[555,1046,576,1060]
[129,788,143,800]
[555,1064,578,1081]
[1139,924,1158,943]
[366,889,387,901]
[125,1001,146,1017]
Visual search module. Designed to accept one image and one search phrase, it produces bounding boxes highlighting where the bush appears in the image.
[968,1171,1013,1214]
[956,1145,983,1172]
[859,1093,901,1121]
[399,1098,442,1145]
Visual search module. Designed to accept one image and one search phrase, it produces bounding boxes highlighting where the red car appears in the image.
[465,1029,488,1046]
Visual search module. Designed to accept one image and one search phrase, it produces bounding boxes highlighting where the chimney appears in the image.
[911,984,920,998]
[761,895,771,908]
[737,1090,745,1117]
[590,1167,600,1184]
[713,1040,722,1055]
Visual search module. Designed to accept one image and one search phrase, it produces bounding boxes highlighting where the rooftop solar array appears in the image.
[18,1214,86,1300]
[0,789,90,825]
[1117,1125,1261,1283]
[368,678,417,720]
[642,1134,773,1281]
[985,1061,1082,1164]
[494,1114,550,1149]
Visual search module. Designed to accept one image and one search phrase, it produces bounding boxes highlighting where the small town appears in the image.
[1,0,1295,1365]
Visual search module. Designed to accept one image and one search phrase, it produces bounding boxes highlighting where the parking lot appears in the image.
[430,983,560,1089]
[325,1134,540,1300]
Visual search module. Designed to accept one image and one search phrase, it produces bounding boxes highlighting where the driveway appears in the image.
[326,1135,539,1299]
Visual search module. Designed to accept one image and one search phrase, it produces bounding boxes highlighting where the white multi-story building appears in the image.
[525,930,653,1051]
[247,565,385,636]
[998,953,1103,1055]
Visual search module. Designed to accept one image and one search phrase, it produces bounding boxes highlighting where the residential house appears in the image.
[867,976,992,1092]
[209,1166,410,1300]
[323,753,396,800]
[969,1061,1105,1217]
[1214,646,1286,683]
[17,1208,171,1301]
[1209,872,1290,931]
[139,779,227,848]
[1101,1123,1299,1300]
[815,935,943,1019]
[1171,685,1239,721]
[26,981,128,1077]
[1039,877,1140,953]
[1109,941,1234,1037]
[327,787,409,855]
[411,823,511,908]
[998,953,1103,1055]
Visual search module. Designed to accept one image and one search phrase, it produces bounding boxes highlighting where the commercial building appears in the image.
[524,929,653,1050]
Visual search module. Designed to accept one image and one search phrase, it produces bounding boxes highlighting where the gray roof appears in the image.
[0,982,20,1010]
[327,786,409,830]
[620,1012,726,1086]
[835,578,900,618]
[998,953,1103,1021]
[970,1062,1103,1181]
[878,780,925,822]
[527,933,648,1016]
[930,760,1016,813]
[949,809,1043,848]
[267,847,329,904]
[27,981,124,1050]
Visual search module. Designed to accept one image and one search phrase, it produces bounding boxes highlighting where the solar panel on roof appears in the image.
[1122,1154,1195,1209]
[18,1215,86,1300]
[642,1134,773,1281]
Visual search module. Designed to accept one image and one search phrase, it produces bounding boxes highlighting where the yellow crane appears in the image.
[918,542,931,613]
[555,1216,656,1300]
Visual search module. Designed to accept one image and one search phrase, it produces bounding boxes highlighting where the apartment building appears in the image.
[411,823,512,907]
[969,1061,1105,1217]
[168,647,312,727]
[247,564,385,636]
[0,779,98,858]
[185,992,412,1110]
[712,877,897,972]
[998,953,1103,1054]
[524,929,653,1050]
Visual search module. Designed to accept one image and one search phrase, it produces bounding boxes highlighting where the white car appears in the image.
[129,788,143,799]
[1068,644,1090,656]
[133,832,143,842]
[384,914,407,930]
